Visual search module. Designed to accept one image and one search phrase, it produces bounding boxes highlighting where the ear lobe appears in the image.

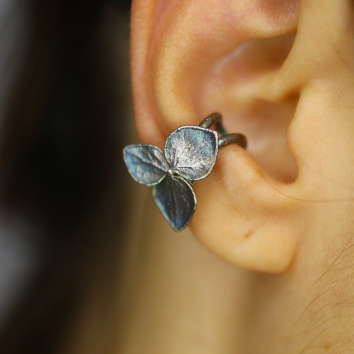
[131,0,304,273]
[190,145,303,273]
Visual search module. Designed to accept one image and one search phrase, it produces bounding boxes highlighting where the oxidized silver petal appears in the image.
[123,144,169,186]
[152,174,196,232]
[164,126,218,181]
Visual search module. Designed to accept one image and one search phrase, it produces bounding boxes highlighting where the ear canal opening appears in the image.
[195,33,299,184]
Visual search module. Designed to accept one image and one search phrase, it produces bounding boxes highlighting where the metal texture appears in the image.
[199,112,222,128]
[200,112,247,149]
[199,112,228,136]
[219,133,247,149]
[152,175,196,232]
[123,144,169,186]
[122,113,247,232]
[164,126,218,181]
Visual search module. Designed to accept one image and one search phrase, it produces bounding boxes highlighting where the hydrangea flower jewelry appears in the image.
[123,112,247,232]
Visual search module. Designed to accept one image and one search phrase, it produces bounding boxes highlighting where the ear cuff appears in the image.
[123,112,247,231]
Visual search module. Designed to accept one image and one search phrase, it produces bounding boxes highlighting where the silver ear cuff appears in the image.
[123,112,247,232]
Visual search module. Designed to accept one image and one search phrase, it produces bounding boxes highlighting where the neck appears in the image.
[239,200,354,354]
[118,197,354,354]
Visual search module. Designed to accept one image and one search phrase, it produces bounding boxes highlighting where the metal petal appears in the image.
[164,126,218,181]
[152,175,196,232]
[123,144,169,186]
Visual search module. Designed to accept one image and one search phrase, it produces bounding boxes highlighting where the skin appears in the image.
[124,0,354,353]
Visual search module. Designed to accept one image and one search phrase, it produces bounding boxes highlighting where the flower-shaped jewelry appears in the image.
[123,113,247,232]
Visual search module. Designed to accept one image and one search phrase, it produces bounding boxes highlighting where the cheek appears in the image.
[289,79,354,196]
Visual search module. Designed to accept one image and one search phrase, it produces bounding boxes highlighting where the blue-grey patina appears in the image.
[153,175,196,232]
[123,124,222,231]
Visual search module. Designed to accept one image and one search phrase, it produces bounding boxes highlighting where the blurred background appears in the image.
[0,1,250,353]
[0,0,135,353]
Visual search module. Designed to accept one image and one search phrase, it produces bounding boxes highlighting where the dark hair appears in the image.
[0,0,131,352]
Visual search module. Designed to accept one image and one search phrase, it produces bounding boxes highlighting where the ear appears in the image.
[130,0,354,273]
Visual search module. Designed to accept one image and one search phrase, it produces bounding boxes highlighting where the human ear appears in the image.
[130,0,354,273]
